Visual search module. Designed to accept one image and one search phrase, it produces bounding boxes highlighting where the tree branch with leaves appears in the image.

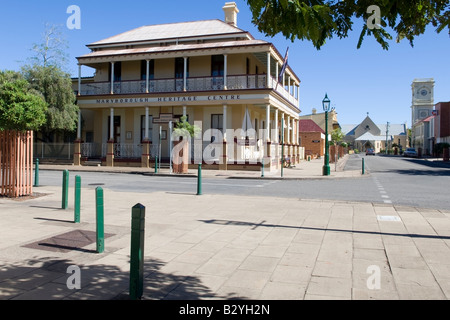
[21,24,78,142]
[246,0,450,50]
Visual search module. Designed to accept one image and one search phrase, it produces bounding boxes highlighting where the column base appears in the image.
[323,165,330,176]
[219,141,228,171]
[73,140,82,166]
[141,141,151,168]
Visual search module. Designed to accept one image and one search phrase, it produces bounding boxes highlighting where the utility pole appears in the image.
[385,122,390,154]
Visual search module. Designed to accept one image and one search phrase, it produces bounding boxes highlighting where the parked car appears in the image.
[403,148,418,157]
[366,148,375,156]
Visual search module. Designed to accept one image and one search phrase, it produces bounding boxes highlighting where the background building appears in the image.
[299,119,325,159]
[299,108,340,133]
[411,78,435,154]
[434,102,450,145]
[342,115,408,153]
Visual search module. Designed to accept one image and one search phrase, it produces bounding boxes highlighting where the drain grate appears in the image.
[23,230,114,253]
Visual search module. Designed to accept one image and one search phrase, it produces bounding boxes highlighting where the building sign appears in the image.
[153,114,179,123]
[236,137,257,146]
[92,95,243,105]
[81,94,270,106]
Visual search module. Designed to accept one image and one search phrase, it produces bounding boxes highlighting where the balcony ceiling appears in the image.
[78,39,270,63]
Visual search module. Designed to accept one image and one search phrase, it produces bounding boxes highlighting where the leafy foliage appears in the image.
[173,116,202,139]
[246,0,450,50]
[22,64,78,134]
[0,71,47,131]
[331,128,344,145]
[435,142,450,154]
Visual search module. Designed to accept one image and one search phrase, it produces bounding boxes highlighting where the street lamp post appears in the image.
[322,94,331,176]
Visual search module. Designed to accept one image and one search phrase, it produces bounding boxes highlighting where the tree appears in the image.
[172,116,201,173]
[22,65,78,141]
[173,116,201,139]
[246,0,450,50]
[331,128,344,169]
[0,71,47,131]
[29,23,69,69]
[434,142,450,160]
[0,71,47,197]
[331,128,344,146]
[22,24,78,142]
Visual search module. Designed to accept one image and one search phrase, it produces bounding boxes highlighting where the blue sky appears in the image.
[0,0,449,127]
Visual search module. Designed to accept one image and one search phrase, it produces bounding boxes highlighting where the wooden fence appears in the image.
[0,130,34,197]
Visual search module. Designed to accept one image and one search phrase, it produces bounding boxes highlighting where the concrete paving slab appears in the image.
[306,276,352,299]
[1,160,450,300]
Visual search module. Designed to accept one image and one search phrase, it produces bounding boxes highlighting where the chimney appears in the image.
[312,108,317,115]
[223,2,239,27]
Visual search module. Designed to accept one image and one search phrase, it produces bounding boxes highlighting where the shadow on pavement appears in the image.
[0,256,239,300]
[199,219,450,240]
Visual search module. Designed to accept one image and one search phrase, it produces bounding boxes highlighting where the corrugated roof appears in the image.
[88,20,248,47]
[377,123,407,136]
[355,132,388,141]
[299,119,325,133]
[78,39,269,60]
[341,124,358,135]
[420,115,435,122]
[343,123,406,136]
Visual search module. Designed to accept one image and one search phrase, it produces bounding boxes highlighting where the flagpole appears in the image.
[276,47,289,92]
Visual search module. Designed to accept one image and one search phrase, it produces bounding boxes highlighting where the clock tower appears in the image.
[411,78,435,125]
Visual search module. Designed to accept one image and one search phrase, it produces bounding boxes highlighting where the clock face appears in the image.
[416,87,430,99]
[419,110,429,118]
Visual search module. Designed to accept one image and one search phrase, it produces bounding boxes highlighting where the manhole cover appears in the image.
[377,215,402,222]
[23,230,114,253]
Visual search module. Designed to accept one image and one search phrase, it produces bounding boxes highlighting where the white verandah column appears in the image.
[107,107,115,167]
[183,57,188,91]
[223,54,228,90]
[220,104,228,170]
[110,62,115,94]
[146,60,150,93]
[78,64,82,96]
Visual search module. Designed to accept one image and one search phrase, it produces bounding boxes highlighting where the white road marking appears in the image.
[373,177,392,204]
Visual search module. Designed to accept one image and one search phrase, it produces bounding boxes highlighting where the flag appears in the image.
[278,47,289,83]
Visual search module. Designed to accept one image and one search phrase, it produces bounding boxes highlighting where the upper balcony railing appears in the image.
[79,74,298,106]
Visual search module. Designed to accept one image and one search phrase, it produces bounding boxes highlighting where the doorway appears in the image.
[108,116,121,143]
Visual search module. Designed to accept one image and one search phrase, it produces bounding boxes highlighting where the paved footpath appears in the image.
[1,157,450,300]
[34,155,362,179]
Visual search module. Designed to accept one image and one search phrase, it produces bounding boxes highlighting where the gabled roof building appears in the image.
[73,2,302,170]
[342,115,408,153]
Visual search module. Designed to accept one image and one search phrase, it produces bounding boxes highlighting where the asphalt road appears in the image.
[37,154,450,210]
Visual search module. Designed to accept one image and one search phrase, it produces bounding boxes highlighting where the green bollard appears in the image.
[362,158,365,175]
[74,176,81,223]
[130,203,145,300]
[62,170,69,209]
[96,187,105,253]
[34,159,39,187]
[155,156,158,174]
[197,163,202,195]
[261,160,265,178]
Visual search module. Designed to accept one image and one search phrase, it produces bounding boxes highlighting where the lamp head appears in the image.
[322,94,331,112]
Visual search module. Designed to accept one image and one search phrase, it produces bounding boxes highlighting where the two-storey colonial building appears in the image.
[73,2,301,171]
